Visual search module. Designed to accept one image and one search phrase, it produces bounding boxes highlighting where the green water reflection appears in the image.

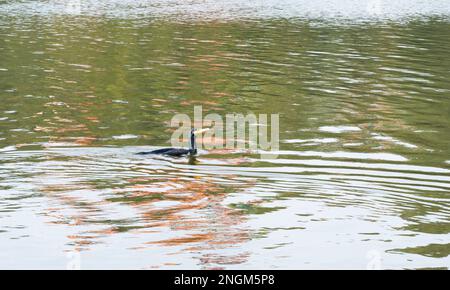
[0,9,449,269]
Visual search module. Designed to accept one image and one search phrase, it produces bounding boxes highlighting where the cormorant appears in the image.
[137,128,208,157]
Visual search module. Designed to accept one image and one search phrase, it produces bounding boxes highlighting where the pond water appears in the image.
[0,0,449,269]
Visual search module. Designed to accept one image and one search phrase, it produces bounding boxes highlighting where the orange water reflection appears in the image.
[39,166,255,268]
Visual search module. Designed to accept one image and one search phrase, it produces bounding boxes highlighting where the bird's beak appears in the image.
[194,128,210,135]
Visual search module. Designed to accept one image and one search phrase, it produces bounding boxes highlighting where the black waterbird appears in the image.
[137,128,208,157]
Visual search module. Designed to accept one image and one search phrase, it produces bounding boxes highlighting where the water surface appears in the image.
[0,0,449,269]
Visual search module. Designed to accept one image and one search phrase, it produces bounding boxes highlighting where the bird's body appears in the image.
[137,128,207,157]
[137,147,193,157]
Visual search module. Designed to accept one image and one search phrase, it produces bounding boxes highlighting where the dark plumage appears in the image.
[137,128,204,157]
[137,148,192,157]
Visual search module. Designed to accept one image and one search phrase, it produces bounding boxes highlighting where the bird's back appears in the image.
[137,148,190,157]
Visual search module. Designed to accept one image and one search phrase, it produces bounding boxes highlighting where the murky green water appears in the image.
[0,1,449,269]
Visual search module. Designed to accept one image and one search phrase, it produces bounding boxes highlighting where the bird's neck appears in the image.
[189,133,197,154]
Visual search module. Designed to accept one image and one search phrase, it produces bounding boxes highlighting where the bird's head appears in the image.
[189,128,210,155]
